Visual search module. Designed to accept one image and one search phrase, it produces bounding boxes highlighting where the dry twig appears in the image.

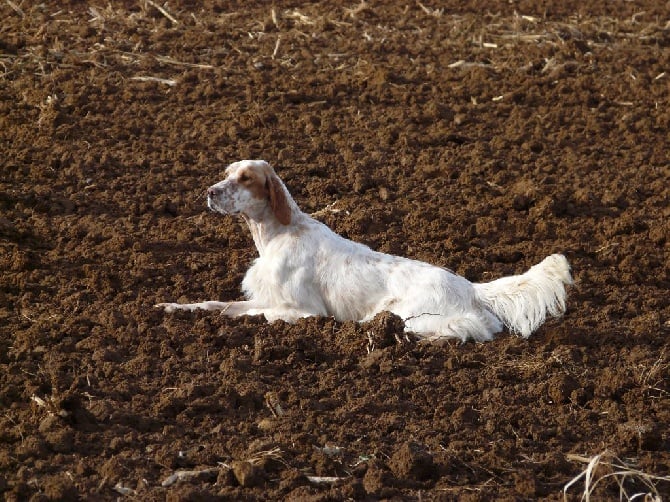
[161,468,219,487]
[130,75,177,86]
[144,0,179,25]
[564,451,669,501]
[6,0,24,17]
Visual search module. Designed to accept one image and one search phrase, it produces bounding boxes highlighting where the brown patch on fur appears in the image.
[236,163,291,225]
[266,173,291,225]
[238,165,269,201]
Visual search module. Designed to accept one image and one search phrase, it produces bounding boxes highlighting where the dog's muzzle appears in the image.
[206,184,239,214]
[207,186,224,213]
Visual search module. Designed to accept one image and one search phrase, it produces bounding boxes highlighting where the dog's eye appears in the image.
[238,173,251,183]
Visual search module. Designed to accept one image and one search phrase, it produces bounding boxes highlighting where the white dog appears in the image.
[157,160,572,342]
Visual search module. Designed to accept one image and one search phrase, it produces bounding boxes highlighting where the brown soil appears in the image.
[1,1,668,500]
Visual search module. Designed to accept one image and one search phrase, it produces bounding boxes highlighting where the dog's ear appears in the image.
[266,173,291,225]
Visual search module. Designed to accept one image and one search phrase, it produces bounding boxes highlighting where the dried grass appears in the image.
[246,446,288,467]
[4,3,666,83]
[637,347,669,400]
[564,451,669,501]
[6,0,24,17]
[144,0,179,25]
[129,75,177,86]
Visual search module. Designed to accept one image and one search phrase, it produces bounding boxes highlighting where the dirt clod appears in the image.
[231,461,265,488]
[389,441,437,481]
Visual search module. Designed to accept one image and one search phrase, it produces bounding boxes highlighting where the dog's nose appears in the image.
[207,186,220,197]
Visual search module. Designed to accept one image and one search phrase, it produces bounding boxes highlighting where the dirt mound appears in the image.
[1,1,668,500]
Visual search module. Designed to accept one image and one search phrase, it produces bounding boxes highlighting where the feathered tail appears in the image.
[474,254,573,338]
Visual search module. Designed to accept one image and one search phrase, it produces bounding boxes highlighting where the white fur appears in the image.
[157,160,572,342]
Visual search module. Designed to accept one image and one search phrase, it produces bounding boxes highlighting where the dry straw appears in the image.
[563,451,669,501]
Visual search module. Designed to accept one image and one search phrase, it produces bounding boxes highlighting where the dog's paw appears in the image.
[155,302,180,313]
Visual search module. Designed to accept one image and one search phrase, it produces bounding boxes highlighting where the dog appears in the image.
[157,160,572,342]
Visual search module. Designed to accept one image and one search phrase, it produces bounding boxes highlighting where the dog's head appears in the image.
[207,160,292,225]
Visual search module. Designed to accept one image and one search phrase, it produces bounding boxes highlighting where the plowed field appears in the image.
[1,1,668,500]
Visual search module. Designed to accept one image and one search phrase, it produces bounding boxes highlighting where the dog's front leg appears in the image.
[155,300,267,316]
[216,300,264,317]
[156,300,314,323]
[155,301,231,313]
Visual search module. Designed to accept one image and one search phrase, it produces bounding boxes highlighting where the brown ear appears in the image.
[266,173,291,225]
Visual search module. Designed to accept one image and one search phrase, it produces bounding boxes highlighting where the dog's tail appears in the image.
[473,254,573,338]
